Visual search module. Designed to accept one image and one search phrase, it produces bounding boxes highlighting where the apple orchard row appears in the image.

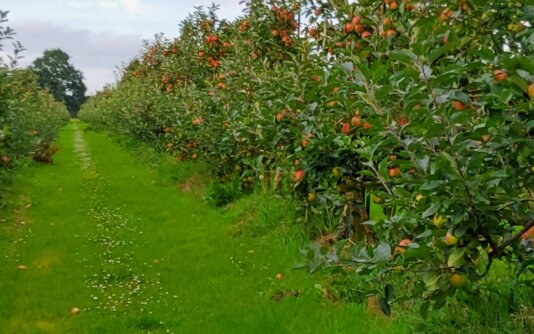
[79,0,534,306]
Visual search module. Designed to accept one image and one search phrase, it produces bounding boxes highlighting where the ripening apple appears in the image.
[449,273,468,288]
[371,194,382,204]
[444,232,459,246]
[388,167,401,177]
[399,239,412,247]
[327,100,337,107]
[353,24,364,34]
[294,169,305,182]
[440,9,453,20]
[332,167,341,178]
[275,273,284,280]
[361,31,372,39]
[432,214,447,227]
[521,225,534,240]
[362,122,373,129]
[452,101,468,110]
[493,69,508,82]
[71,307,81,315]
[351,116,362,127]
[394,239,412,254]
[341,122,350,134]
[528,83,534,98]
[207,35,218,43]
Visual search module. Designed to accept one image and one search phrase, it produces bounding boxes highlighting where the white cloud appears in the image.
[11,19,143,94]
[122,0,141,14]
[98,0,120,11]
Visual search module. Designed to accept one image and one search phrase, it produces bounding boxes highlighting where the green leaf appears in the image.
[416,156,430,173]
[440,151,458,171]
[373,243,391,263]
[428,41,459,64]
[422,203,441,218]
[419,65,433,80]
[423,272,440,288]
[355,61,371,80]
[416,230,434,239]
[447,248,467,268]
[516,69,534,83]
[291,263,307,270]
[508,74,527,92]
[389,50,417,65]
[341,62,354,73]
[420,301,430,319]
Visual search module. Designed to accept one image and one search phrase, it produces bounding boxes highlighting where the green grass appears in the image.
[2,121,532,333]
[0,121,409,333]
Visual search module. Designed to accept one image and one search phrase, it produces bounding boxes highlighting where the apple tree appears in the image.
[299,0,534,314]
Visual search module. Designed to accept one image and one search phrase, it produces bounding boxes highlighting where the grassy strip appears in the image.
[0,121,405,333]
[2,121,530,333]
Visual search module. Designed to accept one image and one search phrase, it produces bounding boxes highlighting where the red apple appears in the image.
[493,69,508,82]
[341,122,350,134]
[294,170,305,182]
[389,167,401,177]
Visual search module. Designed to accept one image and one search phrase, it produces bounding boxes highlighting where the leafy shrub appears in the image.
[79,0,533,314]
[0,11,70,192]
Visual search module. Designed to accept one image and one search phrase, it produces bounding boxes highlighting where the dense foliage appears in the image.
[32,49,87,117]
[79,0,534,314]
[0,11,71,190]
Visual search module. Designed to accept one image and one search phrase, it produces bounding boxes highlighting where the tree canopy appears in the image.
[32,49,86,117]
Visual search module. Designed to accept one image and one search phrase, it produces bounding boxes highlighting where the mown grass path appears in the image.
[0,121,403,333]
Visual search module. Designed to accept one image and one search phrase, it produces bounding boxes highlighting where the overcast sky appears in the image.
[1,0,244,94]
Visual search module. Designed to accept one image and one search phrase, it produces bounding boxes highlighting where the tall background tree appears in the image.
[32,49,86,117]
